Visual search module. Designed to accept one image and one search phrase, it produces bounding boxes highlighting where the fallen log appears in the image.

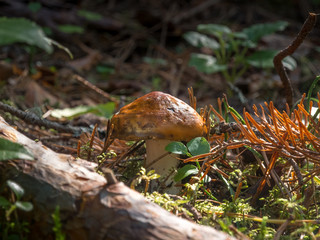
[0,116,236,240]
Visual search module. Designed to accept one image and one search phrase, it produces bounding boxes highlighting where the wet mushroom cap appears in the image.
[111,91,207,141]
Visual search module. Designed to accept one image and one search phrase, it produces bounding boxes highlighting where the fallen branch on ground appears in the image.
[0,116,235,240]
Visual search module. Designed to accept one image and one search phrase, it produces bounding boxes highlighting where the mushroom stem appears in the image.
[145,139,180,193]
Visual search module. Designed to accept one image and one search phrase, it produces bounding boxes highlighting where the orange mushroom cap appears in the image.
[111,91,207,141]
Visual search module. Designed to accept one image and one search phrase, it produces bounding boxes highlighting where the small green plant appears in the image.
[96,150,117,176]
[131,167,160,194]
[228,169,248,191]
[0,180,33,240]
[183,21,296,92]
[97,150,117,164]
[79,141,93,159]
[166,137,216,202]
[145,192,191,216]
[217,198,254,237]
[52,206,65,240]
[216,219,234,236]
[166,137,210,182]
[272,195,306,220]
[290,222,319,240]
[248,216,276,240]
[221,197,253,222]
[120,156,143,181]
[0,138,35,239]
[195,199,222,226]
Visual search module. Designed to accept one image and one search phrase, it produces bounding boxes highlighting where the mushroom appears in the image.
[110,91,207,193]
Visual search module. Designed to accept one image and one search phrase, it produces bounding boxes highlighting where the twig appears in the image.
[273,12,317,108]
[188,87,197,110]
[73,74,119,103]
[228,225,251,240]
[101,120,114,153]
[285,157,303,186]
[272,219,290,240]
[87,124,98,161]
[172,0,221,24]
[168,194,203,221]
[110,140,145,168]
[0,102,87,135]
[77,140,81,157]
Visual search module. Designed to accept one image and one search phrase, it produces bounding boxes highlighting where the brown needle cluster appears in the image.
[184,93,320,203]
[233,94,320,202]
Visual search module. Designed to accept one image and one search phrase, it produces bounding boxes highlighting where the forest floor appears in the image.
[1,0,320,239]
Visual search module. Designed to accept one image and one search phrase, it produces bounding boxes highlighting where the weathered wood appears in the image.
[0,117,236,240]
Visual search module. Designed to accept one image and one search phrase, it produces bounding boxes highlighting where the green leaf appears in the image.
[313,175,320,185]
[0,17,53,53]
[189,53,227,74]
[242,21,288,43]
[246,50,276,68]
[201,174,212,183]
[174,164,199,182]
[0,138,34,161]
[28,2,42,13]
[246,50,296,70]
[0,196,11,208]
[15,201,33,212]
[51,105,91,119]
[232,32,248,39]
[77,10,103,21]
[282,55,297,71]
[165,142,188,155]
[244,145,263,159]
[307,76,320,108]
[187,137,210,156]
[220,173,235,196]
[197,24,232,37]
[51,102,115,119]
[94,102,116,118]
[7,180,24,199]
[58,25,84,34]
[49,38,73,59]
[183,31,220,50]
[228,106,245,124]
[143,57,168,66]
[96,65,115,74]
